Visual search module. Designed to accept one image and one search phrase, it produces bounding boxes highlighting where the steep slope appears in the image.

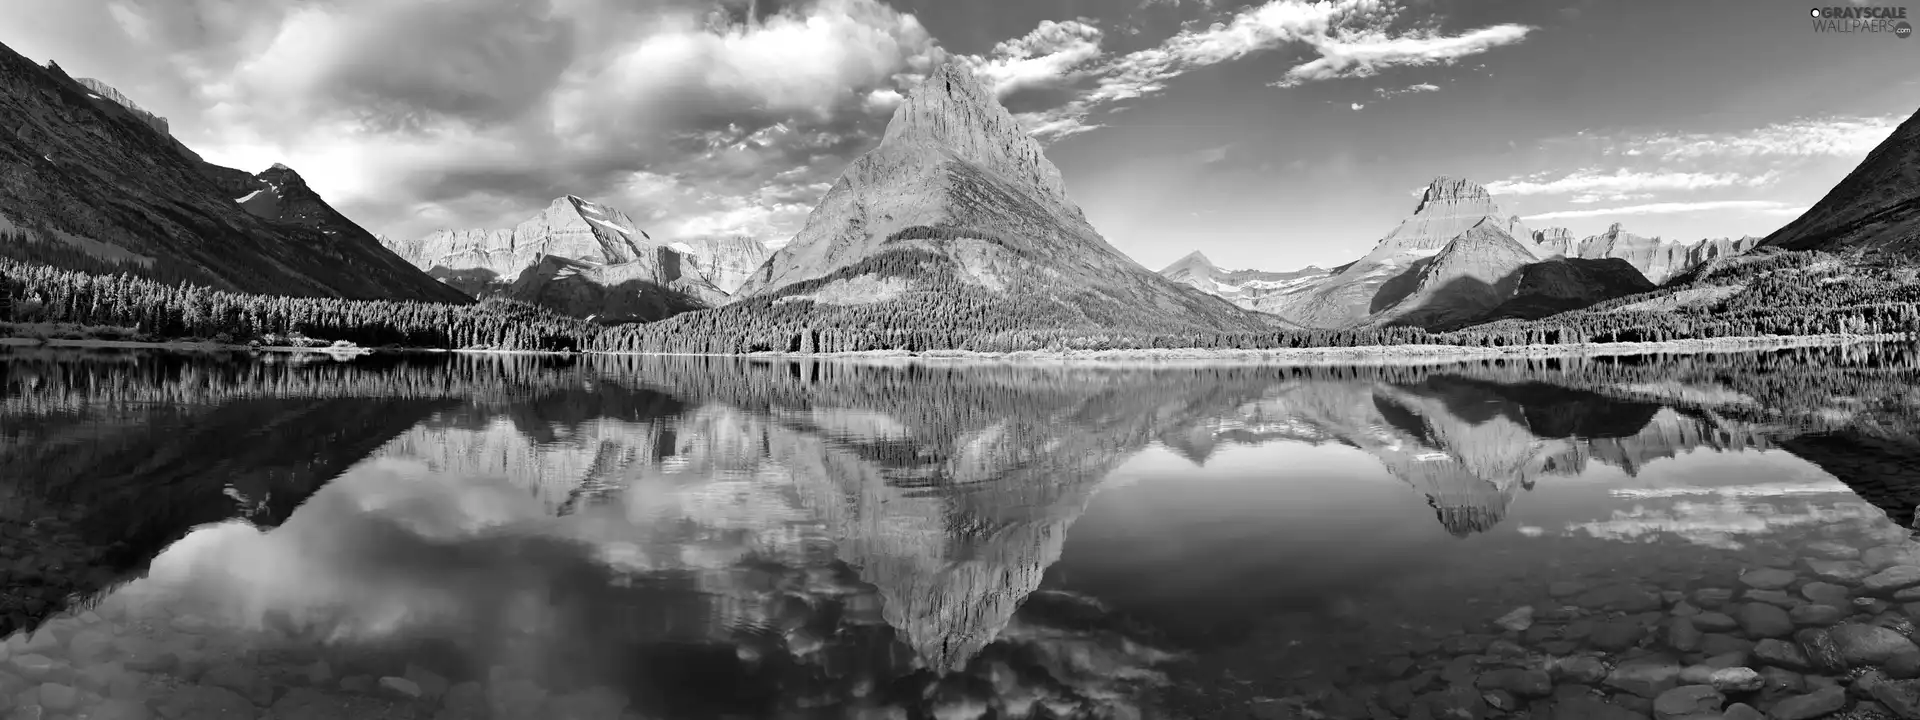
[727,63,1272,334]
[1464,256,1657,327]
[1763,106,1920,254]
[385,195,728,318]
[0,47,468,302]
[1264,177,1533,328]
[1159,251,1329,309]
[1367,220,1540,329]
[1532,223,1761,284]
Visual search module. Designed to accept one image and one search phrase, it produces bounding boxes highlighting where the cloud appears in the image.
[2,0,939,245]
[1373,82,1440,98]
[1601,114,1906,160]
[1486,169,1783,197]
[961,0,1533,139]
[1522,200,1810,221]
[1270,23,1533,87]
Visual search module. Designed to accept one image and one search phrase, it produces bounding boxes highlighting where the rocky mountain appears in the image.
[723,62,1273,334]
[0,47,468,302]
[383,195,728,320]
[1158,251,1329,310]
[1464,257,1657,327]
[1533,223,1762,284]
[675,235,772,295]
[1366,219,1540,329]
[1762,105,1920,254]
[1260,177,1534,328]
[1258,177,1762,329]
[74,77,167,136]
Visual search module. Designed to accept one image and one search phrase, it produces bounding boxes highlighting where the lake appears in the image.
[4,345,1920,720]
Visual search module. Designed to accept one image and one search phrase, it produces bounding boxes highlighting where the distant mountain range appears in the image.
[1163,177,1763,330]
[0,42,466,303]
[379,195,773,321]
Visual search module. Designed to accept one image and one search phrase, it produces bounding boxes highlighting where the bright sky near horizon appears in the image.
[1,0,1915,271]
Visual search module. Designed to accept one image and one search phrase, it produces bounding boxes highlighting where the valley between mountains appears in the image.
[1,35,1918,357]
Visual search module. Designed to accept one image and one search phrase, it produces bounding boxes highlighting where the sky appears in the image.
[1,0,1916,271]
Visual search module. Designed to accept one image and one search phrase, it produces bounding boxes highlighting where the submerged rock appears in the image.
[1768,686,1847,720]
[1738,603,1795,638]
[1754,639,1813,670]
[1651,685,1722,720]
[1865,567,1920,593]
[1830,624,1918,666]
[1739,570,1798,591]
[1494,607,1535,632]
[1707,667,1764,693]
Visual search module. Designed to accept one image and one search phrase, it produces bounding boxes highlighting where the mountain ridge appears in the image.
[1762,105,1920,254]
[0,43,466,302]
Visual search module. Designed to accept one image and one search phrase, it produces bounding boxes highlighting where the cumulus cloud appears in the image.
[1,0,938,244]
[1486,169,1783,197]
[1522,200,1810,221]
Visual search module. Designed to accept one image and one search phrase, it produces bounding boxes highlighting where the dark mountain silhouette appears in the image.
[1763,105,1920,254]
[0,43,468,302]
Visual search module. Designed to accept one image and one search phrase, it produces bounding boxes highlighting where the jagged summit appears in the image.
[877,62,1073,206]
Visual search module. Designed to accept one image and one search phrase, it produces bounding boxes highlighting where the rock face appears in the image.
[1366,219,1540,329]
[384,195,728,319]
[673,235,773,295]
[727,62,1272,334]
[1265,177,1536,328]
[1159,251,1330,311]
[0,46,467,302]
[74,78,167,136]
[1532,223,1763,284]
[1466,257,1657,327]
[1763,104,1920,254]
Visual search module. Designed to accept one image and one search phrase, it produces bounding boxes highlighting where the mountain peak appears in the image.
[878,61,1071,203]
[1605,222,1624,235]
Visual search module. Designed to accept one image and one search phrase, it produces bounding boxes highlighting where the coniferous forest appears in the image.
[3,237,1918,355]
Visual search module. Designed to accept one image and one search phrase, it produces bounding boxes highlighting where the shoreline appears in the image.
[597,333,1910,366]
[0,336,374,357]
[1,332,1904,365]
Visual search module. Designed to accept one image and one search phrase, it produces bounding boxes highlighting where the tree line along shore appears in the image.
[4,249,1918,357]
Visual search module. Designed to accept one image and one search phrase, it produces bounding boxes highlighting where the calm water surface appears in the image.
[4,346,1920,720]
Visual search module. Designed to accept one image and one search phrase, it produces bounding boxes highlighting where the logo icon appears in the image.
[1812,7,1823,16]
[1898,20,1914,37]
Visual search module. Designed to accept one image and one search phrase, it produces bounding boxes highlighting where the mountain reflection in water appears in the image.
[2,345,1920,719]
